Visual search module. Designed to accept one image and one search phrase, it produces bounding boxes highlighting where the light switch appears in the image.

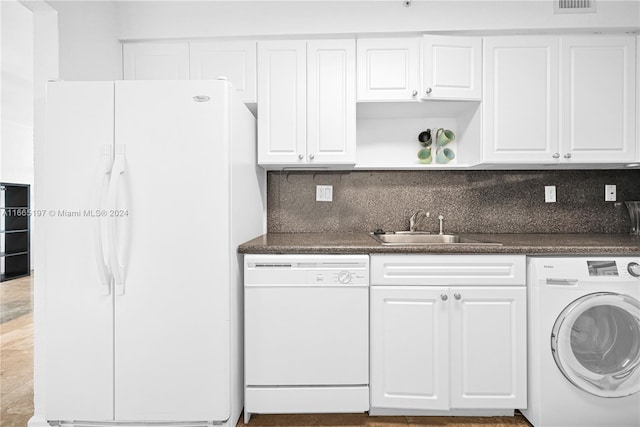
[316,185,333,202]
[545,186,556,203]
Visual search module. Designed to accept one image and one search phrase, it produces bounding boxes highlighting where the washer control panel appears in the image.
[628,262,640,277]
[533,257,640,282]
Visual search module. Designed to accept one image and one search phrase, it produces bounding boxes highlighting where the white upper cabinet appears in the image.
[560,36,636,163]
[637,35,640,163]
[357,38,421,101]
[306,40,357,165]
[258,39,356,168]
[257,40,307,165]
[123,42,190,80]
[422,35,482,100]
[483,36,560,163]
[189,41,257,103]
[483,35,637,165]
[124,41,256,102]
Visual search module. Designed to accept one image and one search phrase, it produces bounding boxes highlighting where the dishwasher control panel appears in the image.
[245,254,370,287]
[312,269,368,285]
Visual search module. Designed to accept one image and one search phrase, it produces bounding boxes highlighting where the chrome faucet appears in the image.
[438,214,445,235]
[409,209,430,232]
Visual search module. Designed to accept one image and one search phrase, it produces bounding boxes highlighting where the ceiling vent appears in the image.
[554,0,596,14]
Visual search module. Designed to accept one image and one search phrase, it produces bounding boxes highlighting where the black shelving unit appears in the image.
[1,183,31,281]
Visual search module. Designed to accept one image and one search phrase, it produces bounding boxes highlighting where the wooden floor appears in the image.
[0,274,531,427]
[241,414,532,427]
[0,275,34,427]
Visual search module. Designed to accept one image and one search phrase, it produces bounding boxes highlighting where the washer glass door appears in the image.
[552,292,640,397]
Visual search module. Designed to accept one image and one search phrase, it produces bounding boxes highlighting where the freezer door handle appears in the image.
[93,145,112,295]
[107,145,126,295]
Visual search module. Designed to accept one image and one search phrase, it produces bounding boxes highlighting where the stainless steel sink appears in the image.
[369,231,502,246]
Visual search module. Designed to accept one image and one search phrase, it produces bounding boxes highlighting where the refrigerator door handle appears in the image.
[93,145,113,295]
[107,144,126,295]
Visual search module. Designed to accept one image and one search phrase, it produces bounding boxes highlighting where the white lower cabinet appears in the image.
[370,255,527,413]
[449,287,526,409]
[371,286,450,410]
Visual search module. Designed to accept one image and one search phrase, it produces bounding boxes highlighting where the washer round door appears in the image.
[551,292,640,398]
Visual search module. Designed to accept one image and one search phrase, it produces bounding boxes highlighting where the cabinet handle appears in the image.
[564,153,572,159]
[440,294,448,301]
[298,154,304,160]
[309,154,315,160]
[552,153,560,159]
[412,90,418,97]
[454,293,461,300]
[425,87,432,95]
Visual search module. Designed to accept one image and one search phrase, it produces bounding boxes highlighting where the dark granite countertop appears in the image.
[238,233,640,255]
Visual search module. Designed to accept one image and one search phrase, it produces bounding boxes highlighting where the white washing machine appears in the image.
[523,256,640,427]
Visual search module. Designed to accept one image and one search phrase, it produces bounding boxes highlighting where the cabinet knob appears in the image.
[564,153,572,159]
[298,154,304,160]
[425,87,432,95]
[309,154,315,160]
[454,293,461,300]
[552,153,560,159]
[440,294,448,301]
[412,90,418,97]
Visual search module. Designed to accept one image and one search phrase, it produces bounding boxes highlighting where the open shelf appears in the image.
[355,101,482,170]
[1,183,31,282]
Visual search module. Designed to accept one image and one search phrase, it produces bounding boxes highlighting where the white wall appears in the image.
[117,0,640,41]
[49,0,121,80]
[1,0,34,186]
[25,2,59,425]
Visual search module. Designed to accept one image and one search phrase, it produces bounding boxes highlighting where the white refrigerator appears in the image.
[38,80,264,425]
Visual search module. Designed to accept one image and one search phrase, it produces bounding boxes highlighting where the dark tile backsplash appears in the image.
[267,170,640,234]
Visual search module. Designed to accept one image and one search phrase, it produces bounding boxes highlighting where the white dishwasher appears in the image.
[243,254,370,422]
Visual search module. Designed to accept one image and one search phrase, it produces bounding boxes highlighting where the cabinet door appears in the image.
[307,40,356,165]
[560,36,636,163]
[123,42,189,80]
[357,38,421,101]
[370,286,450,410]
[257,41,307,165]
[190,41,256,103]
[450,287,526,409]
[423,35,481,100]
[483,37,560,163]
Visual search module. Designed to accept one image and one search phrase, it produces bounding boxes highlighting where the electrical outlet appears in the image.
[605,185,616,202]
[316,185,333,202]
[545,186,556,203]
